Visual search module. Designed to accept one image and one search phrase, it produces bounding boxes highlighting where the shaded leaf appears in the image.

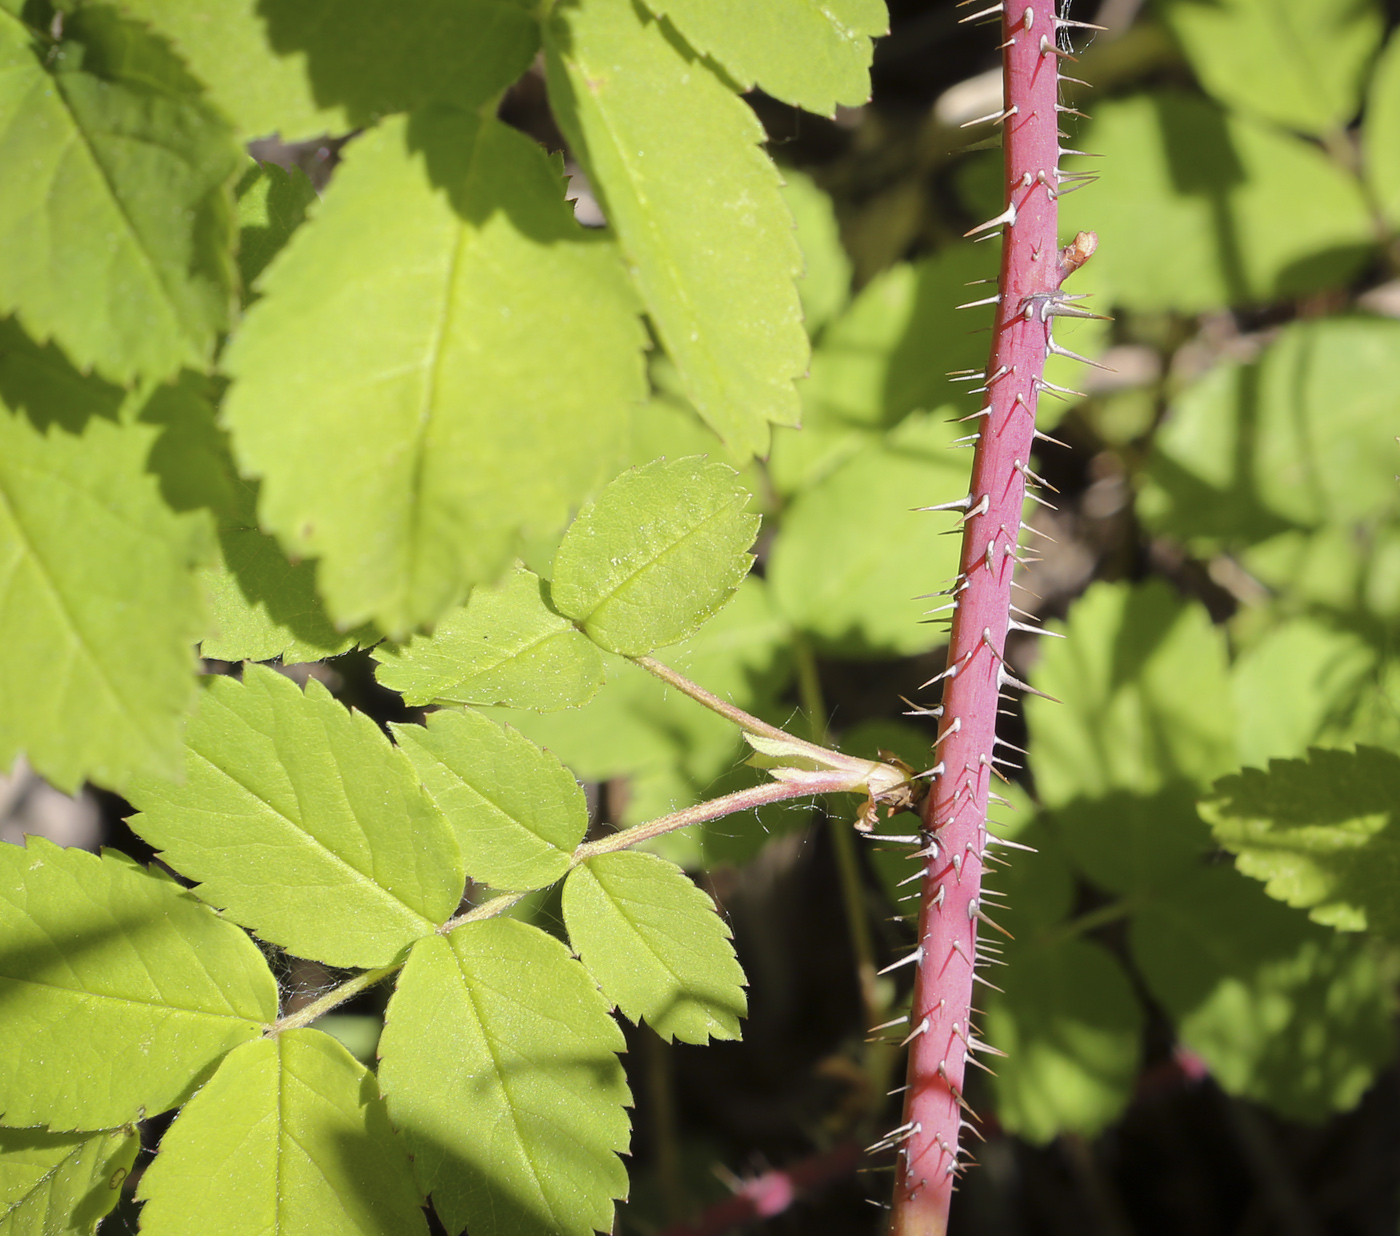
[0,7,239,382]
[126,665,462,968]
[374,566,604,711]
[1363,28,1400,228]
[114,0,539,142]
[0,839,276,1130]
[393,709,587,893]
[0,1126,137,1235]
[137,1031,427,1236]
[1159,0,1383,134]
[564,851,746,1043]
[640,0,885,116]
[1060,93,1373,312]
[779,169,851,336]
[379,921,631,1236]
[1202,746,1400,938]
[1130,866,1394,1121]
[223,109,647,637]
[551,457,758,656]
[1027,581,1235,808]
[235,159,317,294]
[545,0,807,457]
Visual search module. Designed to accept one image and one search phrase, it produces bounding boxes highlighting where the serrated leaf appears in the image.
[1130,866,1394,1121]
[985,938,1143,1145]
[1027,581,1235,808]
[1139,318,1400,546]
[392,710,587,893]
[374,565,604,711]
[116,0,540,142]
[779,170,851,336]
[125,664,463,968]
[0,7,239,383]
[767,410,968,656]
[200,477,365,665]
[1059,93,1373,312]
[563,851,746,1043]
[1364,30,1400,228]
[0,1125,137,1236]
[551,457,758,656]
[0,388,207,795]
[545,0,807,457]
[235,159,317,294]
[0,839,276,1130]
[223,109,647,637]
[136,1030,426,1236]
[379,922,631,1236]
[1201,746,1400,938]
[640,0,885,116]
[1159,0,1382,135]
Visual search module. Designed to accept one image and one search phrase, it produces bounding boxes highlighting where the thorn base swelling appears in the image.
[884,4,1097,1233]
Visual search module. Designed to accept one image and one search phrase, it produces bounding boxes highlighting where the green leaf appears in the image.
[639,0,885,116]
[1139,318,1400,546]
[1059,93,1373,312]
[0,7,239,383]
[235,159,317,294]
[1201,746,1400,938]
[200,476,366,665]
[392,709,587,893]
[1363,29,1400,229]
[379,922,631,1236]
[1159,0,1383,135]
[374,565,604,711]
[767,410,968,656]
[779,170,851,337]
[0,838,276,1130]
[1130,866,1394,1121]
[0,385,207,795]
[136,1030,427,1236]
[551,457,758,656]
[222,109,647,638]
[545,0,808,457]
[563,851,746,1043]
[0,1126,137,1235]
[985,938,1143,1145]
[125,664,463,968]
[113,0,539,142]
[1027,581,1235,808]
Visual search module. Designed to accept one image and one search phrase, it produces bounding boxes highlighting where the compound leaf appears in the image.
[222,109,647,637]
[137,1031,427,1236]
[1159,0,1382,135]
[1027,581,1235,807]
[985,937,1143,1145]
[0,391,206,795]
[767,410,967,656]
[379,922,631,1236]
[563,851,746,1043]
[545,0,807,457]
[640,0,885,116]
[125,664,463,969]
[1130,866,1394,1121]
[0,7,239,383]
[392,709,588,893]
[0,1126,138,1236]
[116,0,539,142]
[374,565,604,711]
[1201,746,1400,938]
[0,839,276,1130]
[551,457,758,656]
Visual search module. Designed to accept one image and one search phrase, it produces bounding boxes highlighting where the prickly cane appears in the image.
[882,4,1100,1232]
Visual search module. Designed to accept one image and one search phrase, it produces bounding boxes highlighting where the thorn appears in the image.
[954,404,993,424]
[961,493,991,522]
[1059,74,1093,89]
[949,433,980,448]
[1033,428,1072,448]
[896,865,930,888]
[956,293,1001,309]
[964,201,1017,237]
[1013,458,1060,493]
[900,1017,932,1047]
[1034,377,1088,402]
[971,972,1005,992]
[933,717,962,749]
[975,907,1015,939]
[900,696,944,719]
[1009,618,1065,638]
[915,494,973,513]
[985,834,1038,853]
[997,665,1061,702]
[1059,147,1103,158]
[1057,16,1108,30]
[870,1014,910,1032]
[1055,106,1091,119]
[958,2,1004,24]
[1039,33,1077,59]
[1022,489,1059,510]
[1046,337,1112,370]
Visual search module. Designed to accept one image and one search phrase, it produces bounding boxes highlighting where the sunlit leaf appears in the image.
[0,1126,138,1236]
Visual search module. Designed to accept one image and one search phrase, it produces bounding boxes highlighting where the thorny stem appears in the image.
[270,964,398,1035]
[886,3,1098,1232]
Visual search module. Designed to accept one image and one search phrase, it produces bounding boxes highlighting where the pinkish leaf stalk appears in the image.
[887,4,1097,1233]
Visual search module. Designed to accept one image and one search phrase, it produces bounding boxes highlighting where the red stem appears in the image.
[887,6,1093,1233]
